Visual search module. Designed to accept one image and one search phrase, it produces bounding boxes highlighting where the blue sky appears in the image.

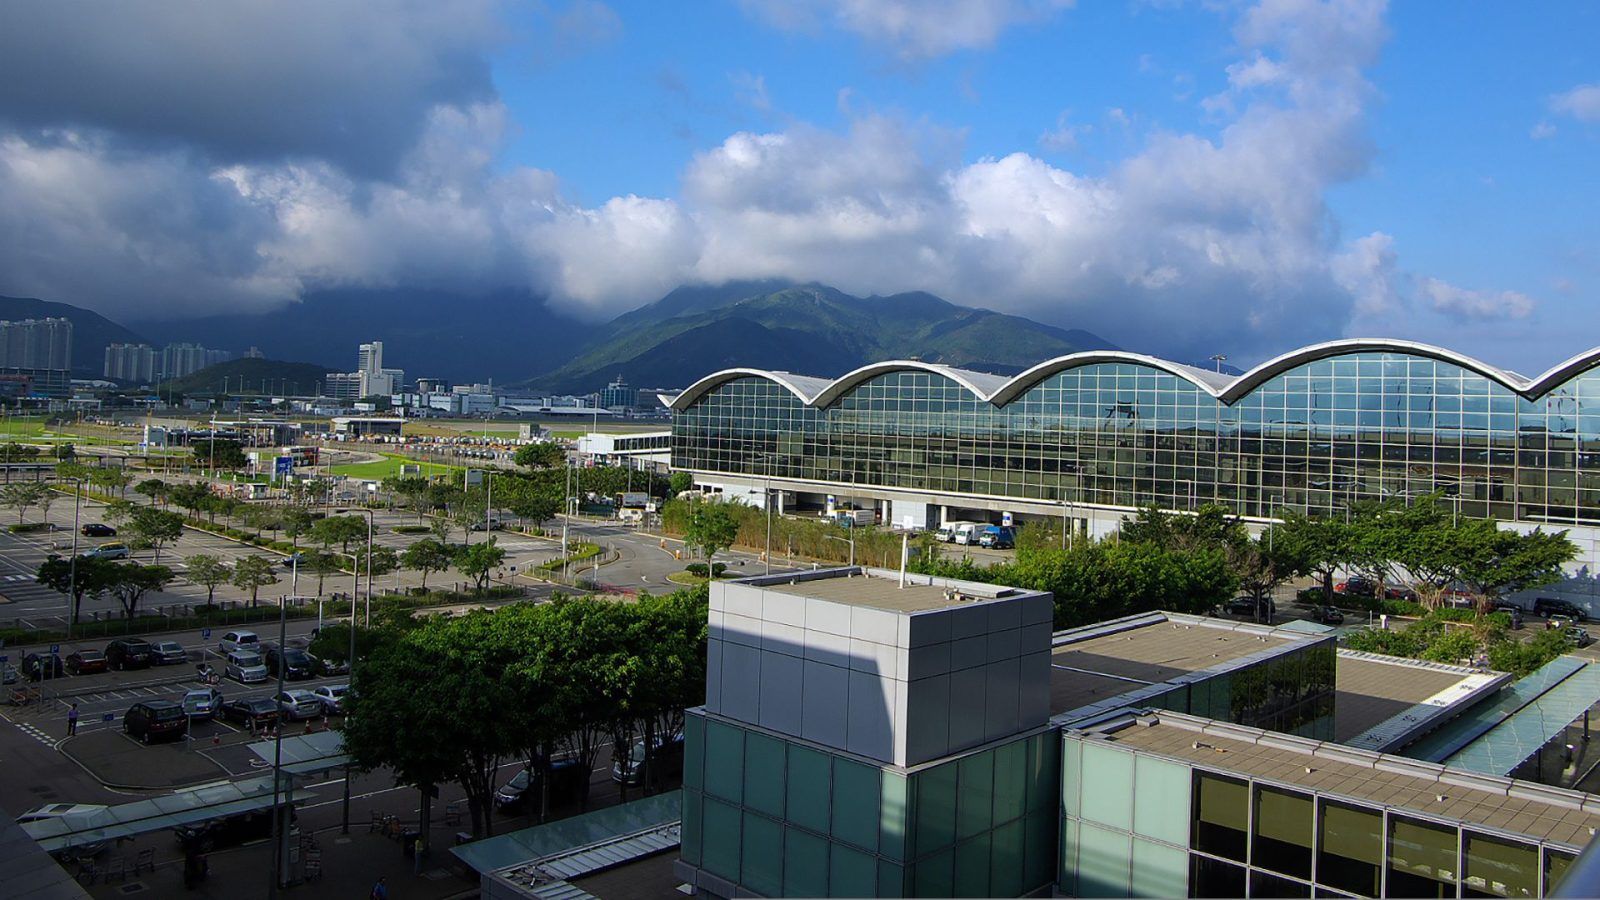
[0,0,1594,370]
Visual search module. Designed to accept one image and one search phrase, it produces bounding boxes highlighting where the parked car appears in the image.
[64,649,107,675]
[274,689,323,721]
[1,662,16,684]
[181,688,224,721]
[611,732,686,785]
[219,697,279,728]
[468,517,504,531]
[1535,598,1586,621]
[1492,603,1525,629]
[18,804,111,859]
[174,808,285,853]
[83,542,129,560]
[278,552,306,570]
[80,523,116,537]
[150,640,188,666]
[1225,597,1276,619]
[123,700,188,743]
[1548,616,1594,647]
[22,652,64,681]
[495,756,587,811]
[315,655,350,677]
[265,646,315,681]
[310,684,349,715]
[219,630,261,654]
[223,650,268,684]
[1311,606,1345,625]
[105,638,154,670]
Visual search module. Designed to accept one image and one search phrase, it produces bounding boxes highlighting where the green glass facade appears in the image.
[682,710,1058,897]
[1130,638,1337,740]
[1059,732,1584,899]
[672,351,1600,524]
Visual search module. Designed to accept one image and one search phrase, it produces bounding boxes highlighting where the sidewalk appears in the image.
[62,730,229,789]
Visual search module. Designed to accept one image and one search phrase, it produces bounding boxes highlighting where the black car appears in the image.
[1311,605,1345,625]
[80,523,116,537]
[495,756,587,812]
[123,700,188,743]
[1535,597,1585,621]
[1225,597,1276,618]
[105,638,154,670]
[220,697,280,728]
[174,808,288,853]
[265,647,315,681]
[21,652,64,681]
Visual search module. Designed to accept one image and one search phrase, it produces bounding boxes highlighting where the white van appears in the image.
[225,649,268,684]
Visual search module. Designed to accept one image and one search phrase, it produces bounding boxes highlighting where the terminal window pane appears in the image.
[1253,786,1314,879]
[1191,855,1247,899]
[784,826,829,898]
[993,739,1027,825]
[1133,755,1191,847]
[1024,808,1057,892]
[831,756,881,852]
[1318,800,1382,897]
[878,860,907,898]
[1077,822,1132,898]
[1028,731,1060,812]
[741,811,783,897]
[743,731,786,817]
[954,832,993,898]
[683,714,704,791]
[915,762,960,856]
[881,771,910,861]
[957,749,995,840]
[1193,773,1249,862]
[990,818,1024,897]
[1130,838,1188,898]
[1545,849,1577,896]
[1081,743,1134,832]
[680,788,702,866]
[701,797,742,883]
[1463,832,1538,899]
[1251,870,1313,898]
[703,719,744,803]
[830,842,877,898]
[1388,815,1459,898]
[914,847,955,898]
[787,744,832,834]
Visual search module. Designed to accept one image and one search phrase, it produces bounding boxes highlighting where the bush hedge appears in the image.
[684,562,728,579]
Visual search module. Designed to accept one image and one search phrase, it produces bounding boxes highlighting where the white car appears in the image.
[219,630,260,654]
[275,689,323,721]
[311,684,349,715]
[224,650,268,684]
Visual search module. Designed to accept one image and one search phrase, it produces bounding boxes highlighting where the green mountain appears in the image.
[158,358,337,395]
[527,284,1117,392]
[0,295,149,375]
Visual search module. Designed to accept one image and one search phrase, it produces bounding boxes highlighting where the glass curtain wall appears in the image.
[673,354,1600,524]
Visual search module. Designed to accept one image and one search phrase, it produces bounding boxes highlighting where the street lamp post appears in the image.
[65,475,83,638]
[1210,354,1228,374]
[825,533,855,568]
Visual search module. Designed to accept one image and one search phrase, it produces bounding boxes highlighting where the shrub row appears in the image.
[684,562,729,579]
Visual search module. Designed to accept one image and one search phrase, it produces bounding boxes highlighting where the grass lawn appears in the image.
[0,418,46,438]
[328,453,460,480]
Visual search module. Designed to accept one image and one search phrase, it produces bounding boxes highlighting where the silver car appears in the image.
[224,651,268,684]
[182,687,223,720]
[311,684,349,715]
[151,640,188,665]
[275,689,323,721]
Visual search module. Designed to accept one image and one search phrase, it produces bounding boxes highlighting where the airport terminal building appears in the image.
[669,340,1600,599]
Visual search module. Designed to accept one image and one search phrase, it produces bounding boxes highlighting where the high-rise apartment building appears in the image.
[0,318,72,370]
[358,341,383,375]
[161,343,232,380]
[104,343,158,382]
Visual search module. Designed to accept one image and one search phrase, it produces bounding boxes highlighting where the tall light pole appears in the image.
[825,533,855,568]
[333,508,375,627]
[268,558,297,897]
[1210,354,1228,374]
[64,474,83,638]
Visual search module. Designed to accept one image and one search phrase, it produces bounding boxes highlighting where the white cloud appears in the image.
[1530,121,1557,140]
[1420,278,1535,321]
[737,0,1073,59]
[1038,111,1085,152]
[1331,232,1401,315]
[1551,84,1600,123]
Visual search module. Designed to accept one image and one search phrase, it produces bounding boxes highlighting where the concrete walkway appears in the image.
[62,730,228,789]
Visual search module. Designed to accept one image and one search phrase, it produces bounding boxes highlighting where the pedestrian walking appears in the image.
[413,835,425,875]
[370,876,388,900]
[66,703,78,736]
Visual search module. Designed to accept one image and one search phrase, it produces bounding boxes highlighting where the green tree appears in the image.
[401,539,454,590]
[383,476,434,521]
[133,478,168,506]
[108,563,173,619]
[36,555,119,624]
[280,506,314,549]
[451,487,487,543]
[1231,526,1312,620]
[683,501,738,568]
[306,551,345,596]
[230,555,280,608]
[126,507,184,563]
[668,471,693,496]
[1,481,47,524]
[355,545,400,583]
[513,443,566,469]
[1277,511,1351,604]
[184,554,232,605]
[168,482,213,520]
[0,442,39,463]
[89,467,132,499]
[455,537,506,594]
[194,438,248,470]
[54,442,76,462]
[1454,521,1577,612]
[311,514,367,555]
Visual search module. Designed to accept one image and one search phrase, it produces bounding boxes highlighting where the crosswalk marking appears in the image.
[14,721,55,748]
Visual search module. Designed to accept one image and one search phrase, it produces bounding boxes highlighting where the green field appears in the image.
[0,417,46,438]
[328,453,460,480]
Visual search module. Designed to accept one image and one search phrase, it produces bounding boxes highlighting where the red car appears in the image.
[65,649,108,675]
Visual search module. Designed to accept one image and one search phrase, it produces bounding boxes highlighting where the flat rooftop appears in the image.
[757,570,1032,614]
[1334,652,1490,743]
[568,851,684,900]
[1090,712,1600,848]
[1050,615,1295,715]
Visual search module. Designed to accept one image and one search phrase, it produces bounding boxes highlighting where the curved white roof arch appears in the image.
[668,341,1600,413]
